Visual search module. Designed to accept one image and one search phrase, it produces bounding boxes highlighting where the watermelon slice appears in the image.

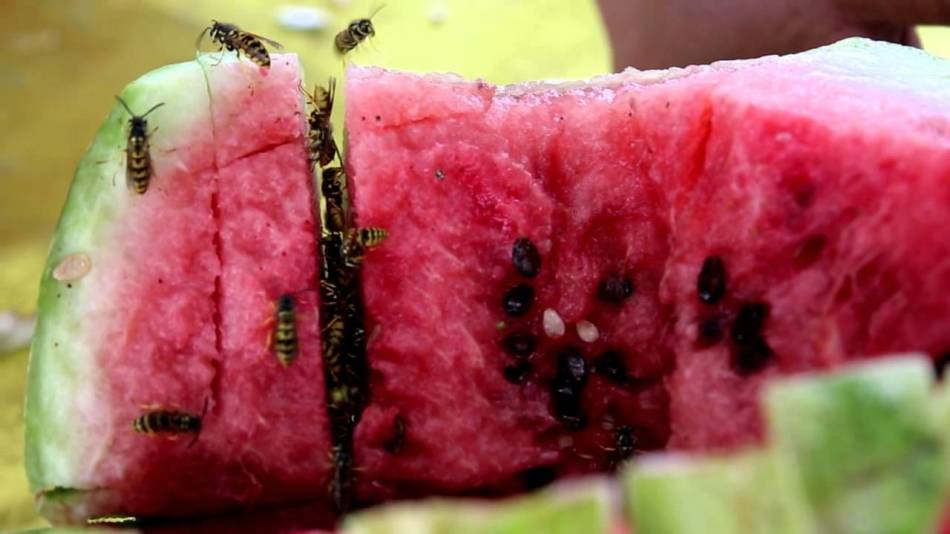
[345,37,950,499]
[26,54,332,522]
[25,38,950,526]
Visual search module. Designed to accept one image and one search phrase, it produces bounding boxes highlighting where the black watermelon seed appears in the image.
[732,336,773,375]
[502,284,535,317]
[934,352,950,380]
[504,361,533,384]
[732,301,770,345]
[598,273,634,304]
[697,316,725,346]
[382,415,406,454]
[503,332,537,358]
[697,255,727,305]
[556,348,588,387]
[592,350,628,385]
[512,237,542,278]
[520,466,558,490]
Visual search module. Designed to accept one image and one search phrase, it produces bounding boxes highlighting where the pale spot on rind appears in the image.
[53,253,92,282]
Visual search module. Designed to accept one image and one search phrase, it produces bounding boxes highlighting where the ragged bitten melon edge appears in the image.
[25,57,216,507]
[342,477,614,534]
[765,355,949,534]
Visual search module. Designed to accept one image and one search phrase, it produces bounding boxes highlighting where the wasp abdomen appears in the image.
[132,410,201,435]
[274,294,299,366]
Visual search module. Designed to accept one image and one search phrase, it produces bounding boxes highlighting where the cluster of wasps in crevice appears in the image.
[309,73,388,512]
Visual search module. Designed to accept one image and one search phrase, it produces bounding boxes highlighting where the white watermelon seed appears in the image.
[543,308,565,338]
[53,253,91,282]
[576,320,599,343]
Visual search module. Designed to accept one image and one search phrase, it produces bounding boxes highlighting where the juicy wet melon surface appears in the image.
[345,38,950,500]
[27,54,332,521]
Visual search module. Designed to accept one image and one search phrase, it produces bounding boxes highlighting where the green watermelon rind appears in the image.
[342,478,613,534]
[24,58,215,507]
[624,451,812,534]
[765,356,949,534]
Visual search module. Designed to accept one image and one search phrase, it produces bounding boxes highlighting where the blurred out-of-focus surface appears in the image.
[0,0,947,529]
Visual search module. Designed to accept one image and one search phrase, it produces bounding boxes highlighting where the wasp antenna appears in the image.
[195,24,212,50]
[369,3,386,18]
[114,96,134,116]
[141,102,165,118]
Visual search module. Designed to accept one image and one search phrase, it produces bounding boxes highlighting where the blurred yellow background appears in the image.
[0,1,947,529]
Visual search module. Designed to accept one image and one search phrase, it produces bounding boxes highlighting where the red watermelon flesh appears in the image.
[344,38,950,501]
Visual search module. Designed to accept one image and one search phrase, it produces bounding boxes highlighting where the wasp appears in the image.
[342,227,389,268]
[132,398,208,447]
[273,294,299,366]
[322,316,346,367]
[115,97,164,195]
[198,20,283,68]
[87,516,138,526]
[304,78,340,169]
[329,443,353,513]
[334,5,384,55]
[321,167,348,233]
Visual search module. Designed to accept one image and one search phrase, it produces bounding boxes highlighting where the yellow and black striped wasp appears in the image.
[304,78,341,169]
[132,398,208,447]
[342,227,389,268]
[272,294,299,366]
[334,5,384,55]
[321,167,349,234]
[115,97,164,195]
[198,20,283,68]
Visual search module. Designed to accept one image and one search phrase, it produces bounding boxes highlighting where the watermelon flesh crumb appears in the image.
[24,39,950,526]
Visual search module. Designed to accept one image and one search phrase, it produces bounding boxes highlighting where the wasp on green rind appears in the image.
[305,78,340,169]
[132,398,208,447]
[115,97,164,195]
[334,6,384,55]
[273,294,299,366]
[198,20,282,68]
[87,515,138,526]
